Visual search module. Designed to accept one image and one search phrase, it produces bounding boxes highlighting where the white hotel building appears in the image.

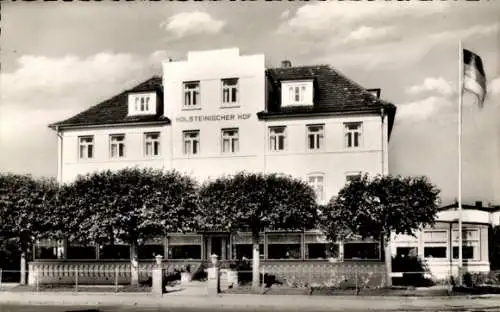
[44,48,498,280]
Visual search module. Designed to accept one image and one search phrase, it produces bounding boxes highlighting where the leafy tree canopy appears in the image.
[198,172,318,233]
[59,168,199,245]
[0,173,59,251]
[319,174,440,243]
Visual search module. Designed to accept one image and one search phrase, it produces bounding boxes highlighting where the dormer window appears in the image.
[281,80,313,107]
[128,92,157,116]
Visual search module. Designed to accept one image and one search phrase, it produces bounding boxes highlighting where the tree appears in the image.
[319,174,440,286]
[0,173,59,253]
[59,168,199,284]
[198,172,318,288]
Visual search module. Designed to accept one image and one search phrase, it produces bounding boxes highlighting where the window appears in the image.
[269,126,286,151]
[346,173,361,183]
[109,134,125,158]
[222,78,238,105]
[134,96,151,112]
[34,239,64,260]
[184,81,200,108]
[100,244,130,260]
[67,242,97,260]
[452,229,480,260]
[183,130,200,155]
[308,174,325,201]
[79,136,94,160]
[305,234,339,260]
[344,242,380,260]
[144,132,160,156]
[138,238,164,260]
[167,235,202,260]
[307,125,324,150]
[423,230,448,259]
[267,233,301,260]
[221,128,239,153]
[232,233,264,260]
[289,85,306,103]
[344,122,362,148]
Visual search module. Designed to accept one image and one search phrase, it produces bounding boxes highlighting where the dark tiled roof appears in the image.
[439,202,500,212]
[49,76,169,130]
[260,65,397,138]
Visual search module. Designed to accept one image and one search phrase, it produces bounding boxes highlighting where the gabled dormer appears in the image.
[127,92,158,116]
[280,79,314,107]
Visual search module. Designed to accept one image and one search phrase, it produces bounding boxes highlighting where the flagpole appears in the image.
[457,40,464,285]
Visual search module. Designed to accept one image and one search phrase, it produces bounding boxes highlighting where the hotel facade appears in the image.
[38,48,498,284]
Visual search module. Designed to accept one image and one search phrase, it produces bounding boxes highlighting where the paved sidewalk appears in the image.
[1,291,500,311]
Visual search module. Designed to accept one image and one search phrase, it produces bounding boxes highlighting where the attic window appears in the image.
[281,80,313,107]
[128,92,157,116]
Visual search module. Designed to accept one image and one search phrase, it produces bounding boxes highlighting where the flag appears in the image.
[463,49,487,108]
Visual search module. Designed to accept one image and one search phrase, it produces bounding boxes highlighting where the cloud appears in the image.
[279,1,449,36]
[429,23,500,43]
[397,96,452,120]
[161,11,225,38]
[280,9,290,20]
[0,51,164,176]
[343,26,394,43]
[406,77,453,96]
[489,77,500,95]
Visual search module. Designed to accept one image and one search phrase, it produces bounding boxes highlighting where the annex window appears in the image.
[167,235,202,260]
[308,174,325,202]
[343,241,381,260]
[222,78,238,105]
[78,136,94,160]
[269,126,286,151]
[109,134,125,158]
[184,81,200,108]
[144,132,160,156]
[452,229,480,260]
[232,233,264,260]
[266,233,302,260]
[183,130,200,155]
[305,234,339,260]
[221,128,239,153]
[423,230,448,259]
[344,122,362,148]
[307,124,324,150]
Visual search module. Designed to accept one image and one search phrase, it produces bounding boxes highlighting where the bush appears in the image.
[392,255,434,287]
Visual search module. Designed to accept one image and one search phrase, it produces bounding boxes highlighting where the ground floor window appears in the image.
[423,230,448,259]
[67,242,97,260]
[167,235,202,260]
[452,228,480,260]
[34,239,64,260]
[232,233,264,259]
[138,238,165,260]
[344,242,380,260]
[305,234,339,260]
[267,233,301,260]
[99,244,130,260]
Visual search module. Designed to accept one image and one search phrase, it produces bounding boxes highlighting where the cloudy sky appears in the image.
[1,1,499,205]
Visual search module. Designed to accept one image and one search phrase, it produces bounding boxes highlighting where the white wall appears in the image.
[163,48,267,182]
[59,124,169,183]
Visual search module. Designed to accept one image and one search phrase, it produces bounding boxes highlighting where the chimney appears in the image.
[281,60,292,68]
[475,201,483,208]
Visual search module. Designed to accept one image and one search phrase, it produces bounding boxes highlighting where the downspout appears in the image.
[380,107,386,175]
[55,126,63,184]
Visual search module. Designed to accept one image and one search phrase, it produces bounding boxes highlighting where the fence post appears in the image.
[0,268,2,289]
[261,266,265,294]
[20,253,26,285]
[115,267,119,293]
[355,269,358,295]
[75,267,79,293]
[36,270,39,292]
